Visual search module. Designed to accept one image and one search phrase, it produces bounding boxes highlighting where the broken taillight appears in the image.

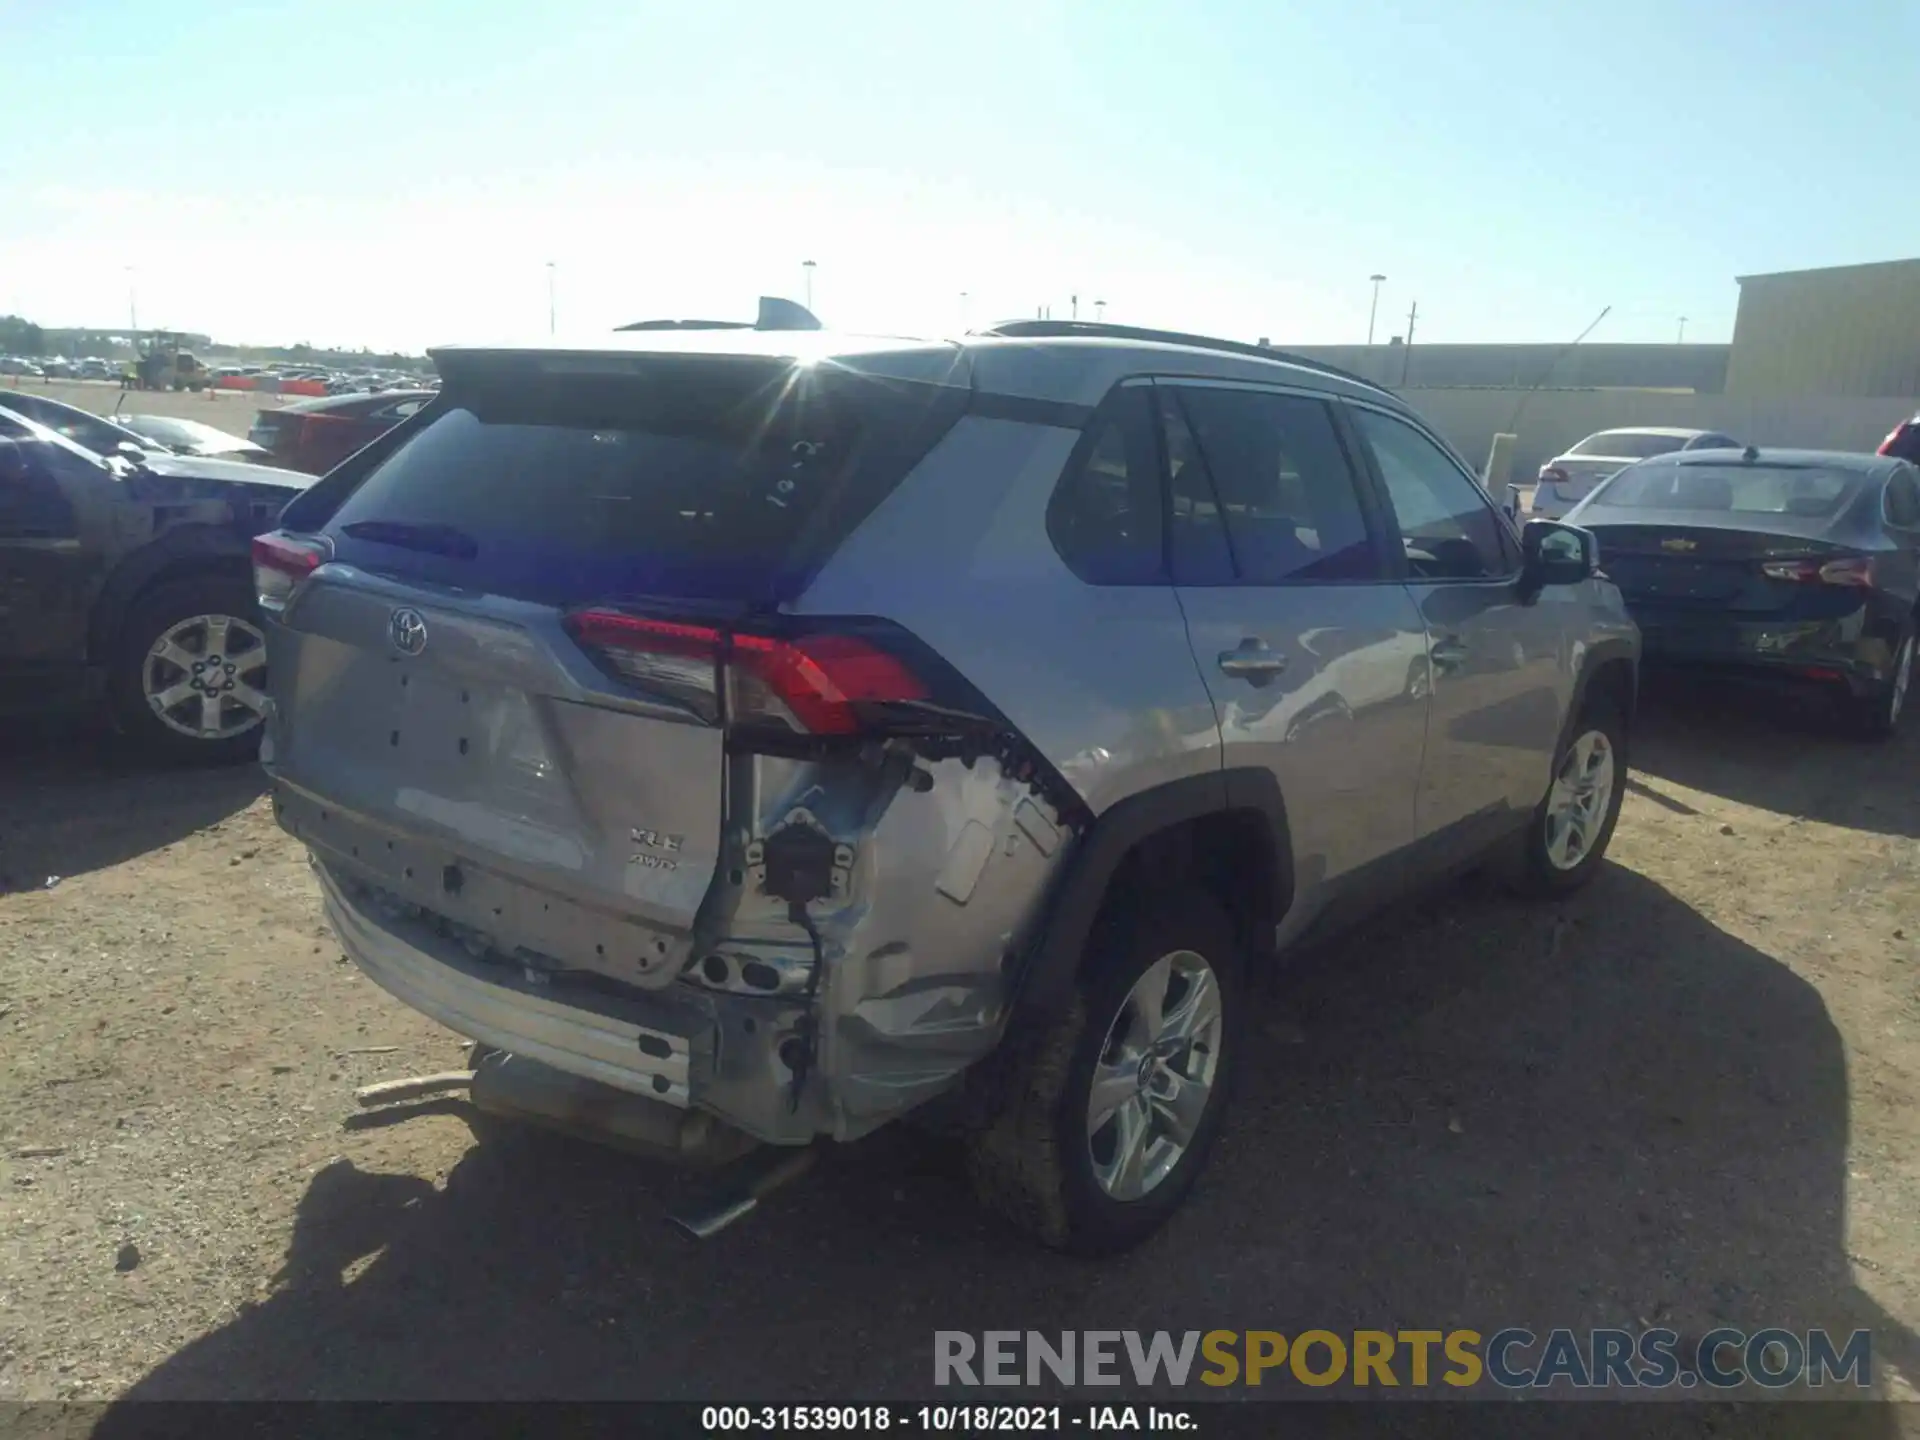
[252,532,330,613]
[563,610,928,735]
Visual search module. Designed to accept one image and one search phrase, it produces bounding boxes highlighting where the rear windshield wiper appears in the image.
[339,520,479,560]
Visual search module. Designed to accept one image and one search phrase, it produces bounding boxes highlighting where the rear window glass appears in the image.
[1598,463,1857,517]
[321,364,964,605]
[1569,432,1689,460]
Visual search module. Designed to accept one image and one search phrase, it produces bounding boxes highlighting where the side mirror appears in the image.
[1519,519,1597,600]
[0,438,27,485]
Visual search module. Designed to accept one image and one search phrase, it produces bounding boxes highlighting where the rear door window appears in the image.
[1162,386,1381,584]
[320,363,965,606]
[1047,385,1165,585]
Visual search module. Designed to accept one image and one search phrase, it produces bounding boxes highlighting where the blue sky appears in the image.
[4,0,1916,353]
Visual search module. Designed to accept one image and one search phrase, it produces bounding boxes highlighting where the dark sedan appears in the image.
[1566,446,1920,736]
[248,389,433,474]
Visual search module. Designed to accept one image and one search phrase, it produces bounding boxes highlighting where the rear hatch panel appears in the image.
[269,567,722,986]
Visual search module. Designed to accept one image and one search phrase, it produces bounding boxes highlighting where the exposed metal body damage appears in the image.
[689,746,1071,1140]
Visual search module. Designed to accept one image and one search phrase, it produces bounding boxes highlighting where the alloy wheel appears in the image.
[1544,728,1616,872]
[142,613,269,741]
[1085,949,1224,1202]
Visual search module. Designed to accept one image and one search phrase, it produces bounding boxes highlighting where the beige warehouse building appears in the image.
[1727,258,1920,398]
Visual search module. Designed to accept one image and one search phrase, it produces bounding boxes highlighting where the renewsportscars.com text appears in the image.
[933,1328,1871,1391]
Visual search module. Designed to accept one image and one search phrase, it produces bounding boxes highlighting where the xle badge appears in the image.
[630,828,684,871]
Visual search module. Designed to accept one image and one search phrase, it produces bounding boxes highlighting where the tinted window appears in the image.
[1352,407,1512,581]
[1159,391,1235,586]
[1569,431,1690,460]
[1885,469,1920,528]
[1164,387,1377,584]
[323,365,965,606]
[1601,463,1857,517]
[1049,386,1164,585]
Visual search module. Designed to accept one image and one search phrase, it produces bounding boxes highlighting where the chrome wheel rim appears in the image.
[1086,949,1223,1202]
[142,613,268,741]
[1891,636,1913,726]
[1544,729,1616,872]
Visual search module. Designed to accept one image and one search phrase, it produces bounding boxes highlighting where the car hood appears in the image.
[137,451,315,492]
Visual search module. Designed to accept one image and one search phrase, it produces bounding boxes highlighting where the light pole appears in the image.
[959,291,969,330]
[1676,316,1687,344]
[125,266,138,341]
[1094,299,1107,322]
[1367,274,1386,345]
[802,260,816,311]
[546,262,556,335]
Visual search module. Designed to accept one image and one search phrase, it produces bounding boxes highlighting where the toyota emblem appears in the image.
[388,607,428,656]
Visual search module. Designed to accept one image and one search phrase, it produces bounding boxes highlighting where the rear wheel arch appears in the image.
[1010,768,1293,1022]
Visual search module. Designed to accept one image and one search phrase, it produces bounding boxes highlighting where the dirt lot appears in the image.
[2,681,1918,1422]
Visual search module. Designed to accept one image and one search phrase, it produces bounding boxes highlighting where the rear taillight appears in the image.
[252,533,329,613]
[1760,555,1874,587]
[1538,466,1570,486]
[564,610,928,735]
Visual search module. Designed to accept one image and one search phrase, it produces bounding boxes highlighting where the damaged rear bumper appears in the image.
[318,862,697,1105]
[316,861,824,1146]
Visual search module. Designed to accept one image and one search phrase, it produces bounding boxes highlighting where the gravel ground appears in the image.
[1,680,1918,1428]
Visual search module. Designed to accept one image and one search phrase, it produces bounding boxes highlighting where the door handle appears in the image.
[1217,638,1288,687]
[1429,636,1469,674]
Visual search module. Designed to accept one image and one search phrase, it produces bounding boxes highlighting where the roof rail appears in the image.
[972,320,1393,395]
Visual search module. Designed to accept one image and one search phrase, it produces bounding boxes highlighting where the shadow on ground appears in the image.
[1630,672,1920,840]
[0,717,263,892]
[94,864,1914,1427]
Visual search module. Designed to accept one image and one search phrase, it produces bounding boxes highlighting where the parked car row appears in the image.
[3,356,121,380]
[209,362,437,397]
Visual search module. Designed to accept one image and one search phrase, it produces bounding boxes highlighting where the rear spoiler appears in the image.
[616,296,822,333]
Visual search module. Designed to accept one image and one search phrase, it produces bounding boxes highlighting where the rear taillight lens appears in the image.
[564,610,928,735]
[1538,466,1570,486]
[1878,424,1911,457]
[252,533,329,612]
[1760,555,1874,587]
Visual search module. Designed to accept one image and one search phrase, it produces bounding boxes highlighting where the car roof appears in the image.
[427,326,1407,413]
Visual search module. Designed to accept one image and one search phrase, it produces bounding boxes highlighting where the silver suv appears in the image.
[256,319,1639,1254]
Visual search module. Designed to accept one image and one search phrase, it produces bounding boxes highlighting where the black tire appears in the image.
[1499,697,1627,898]
[107,573,269,766]
[965,890,1243,1255]
[1845,626,1914,742]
